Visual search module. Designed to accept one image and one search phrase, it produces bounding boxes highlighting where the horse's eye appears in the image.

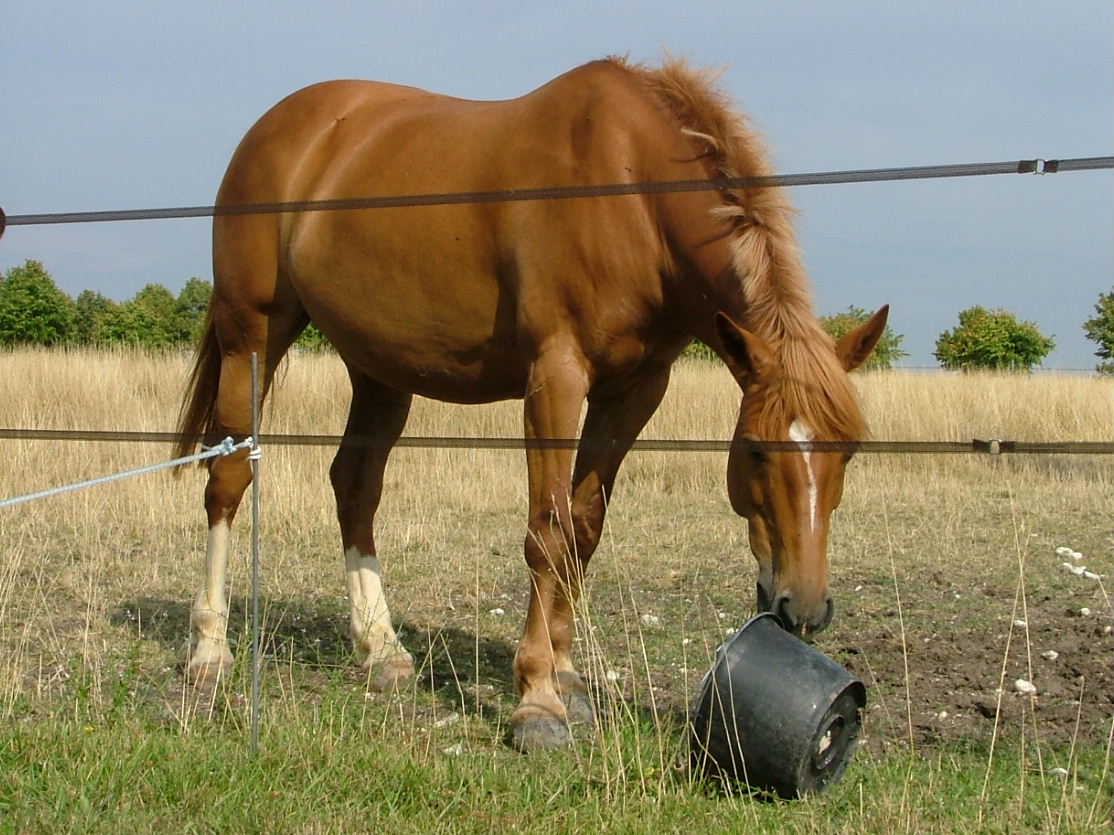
[743,437,766,464]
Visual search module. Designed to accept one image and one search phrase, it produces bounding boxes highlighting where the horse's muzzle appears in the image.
[771,592,834,641]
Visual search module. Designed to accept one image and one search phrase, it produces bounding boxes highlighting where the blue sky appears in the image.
[2,1,1111,368]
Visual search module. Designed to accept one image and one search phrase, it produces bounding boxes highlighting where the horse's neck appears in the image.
[708,227,817,347]
[675,239,750,348]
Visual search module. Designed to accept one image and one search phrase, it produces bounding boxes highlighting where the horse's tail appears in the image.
[174,307,222,466]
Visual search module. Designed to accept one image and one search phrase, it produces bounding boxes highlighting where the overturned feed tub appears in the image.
[690,612,866,798]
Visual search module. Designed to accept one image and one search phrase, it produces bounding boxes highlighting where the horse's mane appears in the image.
[611,55,866,441]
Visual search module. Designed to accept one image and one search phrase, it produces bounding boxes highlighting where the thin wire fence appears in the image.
[3,156,1111,228]
[0,436,256,509]
[0,426,1108,456]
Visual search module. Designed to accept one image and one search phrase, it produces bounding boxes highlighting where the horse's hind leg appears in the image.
[187,350,256,685]
[187,297,305,685]
[330,369,415,690]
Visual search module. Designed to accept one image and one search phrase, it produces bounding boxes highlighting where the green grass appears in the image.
[2,684,1109,835]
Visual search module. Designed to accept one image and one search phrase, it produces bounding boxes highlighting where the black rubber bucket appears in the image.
[689,612,866,798]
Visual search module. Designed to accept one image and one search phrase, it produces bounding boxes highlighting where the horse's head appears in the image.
[714,307,888,638]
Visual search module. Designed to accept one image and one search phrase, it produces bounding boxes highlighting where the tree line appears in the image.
[0,260,327,351]
[1,259,1110,373]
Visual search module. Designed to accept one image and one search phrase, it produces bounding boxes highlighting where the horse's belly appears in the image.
[297,279,527,403]
[351,340,528,405]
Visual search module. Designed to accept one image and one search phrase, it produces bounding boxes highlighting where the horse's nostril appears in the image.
[772,594,795,631]
[822,595,835,629]
[770,593,833,636]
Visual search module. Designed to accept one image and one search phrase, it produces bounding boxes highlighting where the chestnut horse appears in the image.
[176,56,887,750]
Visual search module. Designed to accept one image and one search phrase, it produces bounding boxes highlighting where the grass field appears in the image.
[1,347,1111,833]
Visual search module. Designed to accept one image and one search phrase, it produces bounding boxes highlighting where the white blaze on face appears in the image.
[789,420,818,532]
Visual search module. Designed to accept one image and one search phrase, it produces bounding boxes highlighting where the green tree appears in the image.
[295,321,333,351]
[934,306,1055,371]
[0,260,75,346]
[98,283,178,348]
[681,339,717,361]
[73,289,117,344]
[820,305,907,370]
[1082,290,1113,376]
[133,283,177,323]
[174,277,211,344]
[97,303,164,347]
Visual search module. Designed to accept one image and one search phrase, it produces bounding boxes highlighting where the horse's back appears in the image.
[221,61,663,202]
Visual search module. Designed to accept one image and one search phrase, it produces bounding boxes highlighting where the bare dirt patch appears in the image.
[833,585,1112,753]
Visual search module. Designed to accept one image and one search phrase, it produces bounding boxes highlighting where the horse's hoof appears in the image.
[556,671,596,727]
[365,654,415,692]
[510,713,574,752]
[185,642,234,688]
[185,658,230,690]
[564,689,597,727]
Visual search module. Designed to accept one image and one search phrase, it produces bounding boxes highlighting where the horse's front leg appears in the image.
[560,364,674,725]
[510,348,590,751]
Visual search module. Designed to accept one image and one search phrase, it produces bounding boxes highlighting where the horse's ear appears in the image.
[835,305,889,372]
[715,312,776,385]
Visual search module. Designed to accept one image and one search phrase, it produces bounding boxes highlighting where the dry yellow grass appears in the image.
[1,347,1108,548]
[0,347,1110,739]
[2,348,1108,499]
[1,347,1108,598]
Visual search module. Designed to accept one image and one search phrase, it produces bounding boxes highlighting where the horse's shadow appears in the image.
[110,596,687,737]
[110,596,517,717]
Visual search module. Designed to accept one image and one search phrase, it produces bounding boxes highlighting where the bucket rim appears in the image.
[694,611,782,703]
